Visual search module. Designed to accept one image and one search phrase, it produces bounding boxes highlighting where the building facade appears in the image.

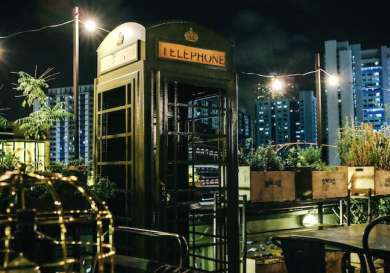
[299,91,317,144]
[254,91,316,147]
[238,110,252,149]
[324,40,390,164]
[255,97,297,146]
[48,85,93,164]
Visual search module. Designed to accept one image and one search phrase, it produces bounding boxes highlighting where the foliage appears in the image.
[13,68,72,140]
[0,115,7,129]
[0,151,18,173]
[284,147,300,170]
[13,71,49,108]
[338,123,390,169]
[15,102,72,140]
[296,147,326,170]
[89,176,116,201]
[246,145,284,171]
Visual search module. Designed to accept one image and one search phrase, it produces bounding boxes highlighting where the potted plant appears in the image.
[337,123,390,196]
[246,145,295,203]
[288,147,347,200]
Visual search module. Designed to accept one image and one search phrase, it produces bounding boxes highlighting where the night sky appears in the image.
[0,0,389,119]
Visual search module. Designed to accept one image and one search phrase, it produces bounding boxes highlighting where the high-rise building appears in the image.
[255,97,300,146]
[48,85,93,164]
[324,40,390,164]
[299,91,317,144]
[254,91,317,147]
[238,110,252,149]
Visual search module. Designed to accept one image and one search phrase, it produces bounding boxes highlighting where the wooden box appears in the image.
[337,166,375,195]
[250,171,295,202]
[374,169,390,195]
[312,170,348,199]
[295,168,348,200]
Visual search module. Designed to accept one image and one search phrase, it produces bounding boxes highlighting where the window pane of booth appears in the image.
[102,86,126,110]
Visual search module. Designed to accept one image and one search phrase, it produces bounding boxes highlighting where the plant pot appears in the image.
[250,171,295,202]
[311,170,348,199]
[337,166,375,195]
[373,169,390,195]
[294,167,348,200]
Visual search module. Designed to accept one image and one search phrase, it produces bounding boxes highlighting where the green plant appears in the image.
[89,176,116,201]
[284,146,325,170]
[247,145,283,171]
[297,147,325,170]
[0,151,18,173]
[16,103,72,140]
[13,68,72,140]
[337,123,390,169]
[13,70,50,108]
[0,115,8,129]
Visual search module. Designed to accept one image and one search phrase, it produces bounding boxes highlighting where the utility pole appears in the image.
[73,6,80,160]
[315,53,322,149]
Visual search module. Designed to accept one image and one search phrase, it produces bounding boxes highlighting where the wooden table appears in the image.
[274,224,390,273]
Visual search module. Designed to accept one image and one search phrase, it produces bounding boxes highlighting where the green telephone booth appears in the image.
[95,22,239,272]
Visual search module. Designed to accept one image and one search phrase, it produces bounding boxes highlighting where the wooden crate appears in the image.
[312,170,348,199]
[337,166,375,195]
[374,169,390,195]
[250,171,295,202]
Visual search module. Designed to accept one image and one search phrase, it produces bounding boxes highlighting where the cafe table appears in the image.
[273,224,390,273]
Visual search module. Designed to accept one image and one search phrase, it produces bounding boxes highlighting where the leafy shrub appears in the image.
[89,176,116,201]
[0,151,17,173]
[338,123,390,169]
[247,145,283,171]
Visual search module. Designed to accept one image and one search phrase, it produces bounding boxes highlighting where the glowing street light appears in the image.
[269,77,286,95]
[327,74,340,87]
[84,19,97,32]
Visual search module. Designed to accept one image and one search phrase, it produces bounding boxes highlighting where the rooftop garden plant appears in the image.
[338,123,390,170]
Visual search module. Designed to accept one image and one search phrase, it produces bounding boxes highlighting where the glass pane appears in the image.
[100,164,128,190]
[102,86,126,110]
[101,137,127,162]
[101,110,126,136]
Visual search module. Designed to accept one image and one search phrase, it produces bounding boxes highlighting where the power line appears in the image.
[0,20,74,40]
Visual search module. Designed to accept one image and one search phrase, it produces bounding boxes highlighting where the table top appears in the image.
[274,224,390,256]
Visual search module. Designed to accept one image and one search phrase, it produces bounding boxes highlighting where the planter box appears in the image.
[250,171,295,202]
[373,169,390,195]
[312,170,348,199]
[295,168,348,200]
[337,166,375,195]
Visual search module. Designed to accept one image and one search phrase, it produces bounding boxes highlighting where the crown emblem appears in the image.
[184,28,199,43]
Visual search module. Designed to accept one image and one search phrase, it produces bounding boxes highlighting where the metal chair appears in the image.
[362,215,390,273]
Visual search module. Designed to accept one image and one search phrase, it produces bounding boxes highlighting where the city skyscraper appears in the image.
[324,40,390,164]
[254,91,317,147]
[255,97,299,146]
[48,85,93,164]
[299,91,317,144]
[238,110,252,149]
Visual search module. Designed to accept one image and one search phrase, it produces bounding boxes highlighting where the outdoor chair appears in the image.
[363,215,390,273]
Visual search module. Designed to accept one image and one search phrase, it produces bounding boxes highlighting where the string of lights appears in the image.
[240,68,332,78]
[0,20,74,39]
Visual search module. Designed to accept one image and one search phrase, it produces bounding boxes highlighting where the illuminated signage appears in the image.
[158,41,226,68]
